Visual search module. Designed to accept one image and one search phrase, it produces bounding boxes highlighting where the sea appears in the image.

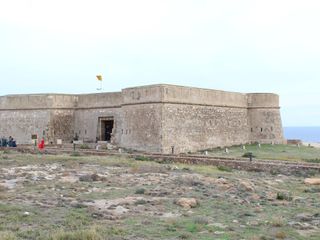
[284,127,320,143]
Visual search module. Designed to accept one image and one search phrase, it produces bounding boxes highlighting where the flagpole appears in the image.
[96,75,103,92]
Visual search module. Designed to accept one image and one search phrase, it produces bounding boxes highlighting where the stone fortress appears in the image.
[0,84,285,154]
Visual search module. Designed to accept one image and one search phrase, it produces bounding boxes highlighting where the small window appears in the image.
[271,127,273,132]
[121,129,123,134]
[251,128,253,132]
[261,128,263,132]
[85,129,87,135]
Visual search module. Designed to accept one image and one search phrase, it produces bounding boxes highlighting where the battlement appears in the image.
[247,93,280,108]
[0,84,280,110]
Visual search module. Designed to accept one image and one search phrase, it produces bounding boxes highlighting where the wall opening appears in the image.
[99,117,114,141]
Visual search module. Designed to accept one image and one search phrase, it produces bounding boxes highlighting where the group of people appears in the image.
[0,136,17,147]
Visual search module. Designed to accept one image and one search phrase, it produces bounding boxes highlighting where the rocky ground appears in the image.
[0,151,320,240]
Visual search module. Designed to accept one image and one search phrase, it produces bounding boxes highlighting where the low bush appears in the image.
[134,199,147,205]
[304,158,320,163]
[276,192,292,201]
[70,152,81,157]
[134,156,153,161]
[217,165,232,172]
[135,188,146,194]
[242,152,256,158]
[79,144,90,149]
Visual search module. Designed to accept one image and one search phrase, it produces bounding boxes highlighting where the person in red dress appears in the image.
[38,138,45,151]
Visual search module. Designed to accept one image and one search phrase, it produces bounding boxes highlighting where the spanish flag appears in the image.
[96,75,103,81]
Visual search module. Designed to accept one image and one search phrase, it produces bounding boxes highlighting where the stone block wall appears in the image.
[0,110,51,144]
[0,84,285,152]
[161,104,249,154]
[48,110,75,144]
[119,104,163,152]
[74,108,122,144]
[162,85,247,107]
[247,93,285,144]
[0,94,76,144]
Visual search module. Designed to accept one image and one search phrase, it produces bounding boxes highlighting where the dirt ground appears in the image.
[0,151,320,240]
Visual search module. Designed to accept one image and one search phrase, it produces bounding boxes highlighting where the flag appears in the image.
[96,75,103,81]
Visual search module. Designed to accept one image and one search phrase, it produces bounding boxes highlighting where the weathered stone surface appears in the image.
[175,198,198,208]
[304,178,320,185]
[238,180,255,192]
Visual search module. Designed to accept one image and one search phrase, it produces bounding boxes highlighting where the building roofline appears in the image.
[0,84,278,98]
[122,83,277,95]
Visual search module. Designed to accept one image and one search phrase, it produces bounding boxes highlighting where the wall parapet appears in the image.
[247,93,280,108]
[0,85,281,110]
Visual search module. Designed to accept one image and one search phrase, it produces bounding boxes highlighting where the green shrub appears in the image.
[134,199,147,205]
[79,144,90,149]
[304,187,320,193]
[134,156,152,161]
[217,165,232,172]
[70,151,81,157]
[185,222,199,233]
[135,188,146,194]
[242,152,256,158]
[276,192,292,201]
[304,158,320,163]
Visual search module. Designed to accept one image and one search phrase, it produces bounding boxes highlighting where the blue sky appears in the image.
[0,0,319,126]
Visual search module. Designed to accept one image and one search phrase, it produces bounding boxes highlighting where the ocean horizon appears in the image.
[284,126,320,143]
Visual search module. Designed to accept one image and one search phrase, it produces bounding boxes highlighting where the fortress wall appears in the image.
[0,94,76,110]
[77,92,122,108]
[74,108,122,144]
[162,85,247,107]
[0,94,76,144]
[122,85,163,105]
[119,104,163,152]
[247,93,279,108]
[161,104,250,154]
[248,108,285,144]
[50,95,77,108]
[247,94,285,144]
[48,110,75,143]
[0,85,285,151]
[0,110,51,144]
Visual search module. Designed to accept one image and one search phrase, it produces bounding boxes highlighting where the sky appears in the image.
[0,0,319,127]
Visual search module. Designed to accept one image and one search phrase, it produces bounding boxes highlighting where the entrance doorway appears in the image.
[99,117,114,141]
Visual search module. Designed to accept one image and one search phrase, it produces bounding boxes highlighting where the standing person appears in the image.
[37,138,45,160]
[38,138,45,151]
[8,136,13,147]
